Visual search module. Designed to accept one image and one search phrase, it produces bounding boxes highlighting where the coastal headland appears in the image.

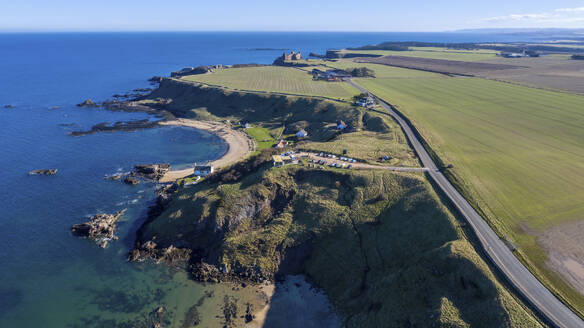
[107,60,547,326]
[72,41,584,326]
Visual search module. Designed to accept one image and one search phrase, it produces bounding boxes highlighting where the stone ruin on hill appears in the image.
[273,51,302,65]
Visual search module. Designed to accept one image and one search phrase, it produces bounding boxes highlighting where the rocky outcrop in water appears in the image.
[4,104,15,109]
[170,66,211,78]
[129,241,191,265]
[133,163,171,181]
[69,119,160,136]
[124,176,141,185]
[28,169,58,175]
[71,209,126,248]
[76,99,99,108]
[149,76,163,83]
[105,173,124,181]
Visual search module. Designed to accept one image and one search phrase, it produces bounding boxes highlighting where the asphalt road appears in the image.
[348,80,584,328]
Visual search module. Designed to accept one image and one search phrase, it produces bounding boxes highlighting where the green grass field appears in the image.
[325,60,442,78]
[301,110,419,166]
[354,75,584,310]
[245,126,277,152]
[182,66,357,100]
[339,47,499,61]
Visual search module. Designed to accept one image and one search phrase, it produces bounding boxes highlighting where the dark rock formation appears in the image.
[170,66,211,78]
[105,173,124,181]
[76,99,99,108]
[133,88,153,92]
[133,163,170,181]
[130,241,191,265]
[149,76,164,83]
[28,169,57,176]
[4,104,15,109]
[124,176,140,185]
[69,119,160,137]
[58,123,77,127]
[71,209,126,248]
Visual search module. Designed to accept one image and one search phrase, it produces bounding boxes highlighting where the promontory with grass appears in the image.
[107,50,568,327]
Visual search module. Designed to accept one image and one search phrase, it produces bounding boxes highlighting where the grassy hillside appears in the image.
[139,153,540,327]
[181,66,358,100]
[148,79,359,141]
[145,79,416,164]
[355,75,584,310]
[301,110,419,166]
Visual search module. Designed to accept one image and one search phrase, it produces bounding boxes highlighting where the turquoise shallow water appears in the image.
[0,32,543,327]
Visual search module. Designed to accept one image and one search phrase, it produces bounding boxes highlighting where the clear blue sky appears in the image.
[2,0,584,32]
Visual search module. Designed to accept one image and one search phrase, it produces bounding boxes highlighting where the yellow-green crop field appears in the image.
[325,60,443,78]
[355,75,584,310]
[182,66,357,100]
[340,47,499,61]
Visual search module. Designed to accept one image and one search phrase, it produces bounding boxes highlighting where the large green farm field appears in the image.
[338,47,499,61]
[182,66,357,100]
[354,73,584,310]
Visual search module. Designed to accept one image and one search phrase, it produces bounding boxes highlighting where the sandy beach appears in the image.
[158,119,254,182]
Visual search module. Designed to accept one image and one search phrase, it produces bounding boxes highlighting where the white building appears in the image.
[296,129,308,138]
[194,164,214,176]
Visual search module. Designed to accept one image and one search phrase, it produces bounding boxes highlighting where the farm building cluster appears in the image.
[356,95,375,107]
[312,69,352,81]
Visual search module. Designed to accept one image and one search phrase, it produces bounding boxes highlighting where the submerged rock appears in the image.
[71,209,126,248]
[76,99,99,107]
[105,173,124,181]
[28,169,58,176]
[124,176,141,185]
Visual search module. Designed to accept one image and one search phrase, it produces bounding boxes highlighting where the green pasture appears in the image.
[355,76,584,311]
[339,48,499,61]
[182,66,357,100]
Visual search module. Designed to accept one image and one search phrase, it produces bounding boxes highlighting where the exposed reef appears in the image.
[71,209,126,248]
[123,176,141,185]
[133,163,171,181]
[28,169,58,176]
[76,99,99,108]
[69,119,160,136]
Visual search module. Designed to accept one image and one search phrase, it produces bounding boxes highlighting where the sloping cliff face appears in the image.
[145,79,362,140]
[133,153,540,327]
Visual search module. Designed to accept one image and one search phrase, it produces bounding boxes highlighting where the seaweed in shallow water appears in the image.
[181,304,201,327]
[80,286,167,314]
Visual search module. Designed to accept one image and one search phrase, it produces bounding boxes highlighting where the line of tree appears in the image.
[347,67,376,78]
[348,41,584,54]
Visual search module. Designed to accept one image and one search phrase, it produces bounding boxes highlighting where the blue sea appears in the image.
[0,32,544,327]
